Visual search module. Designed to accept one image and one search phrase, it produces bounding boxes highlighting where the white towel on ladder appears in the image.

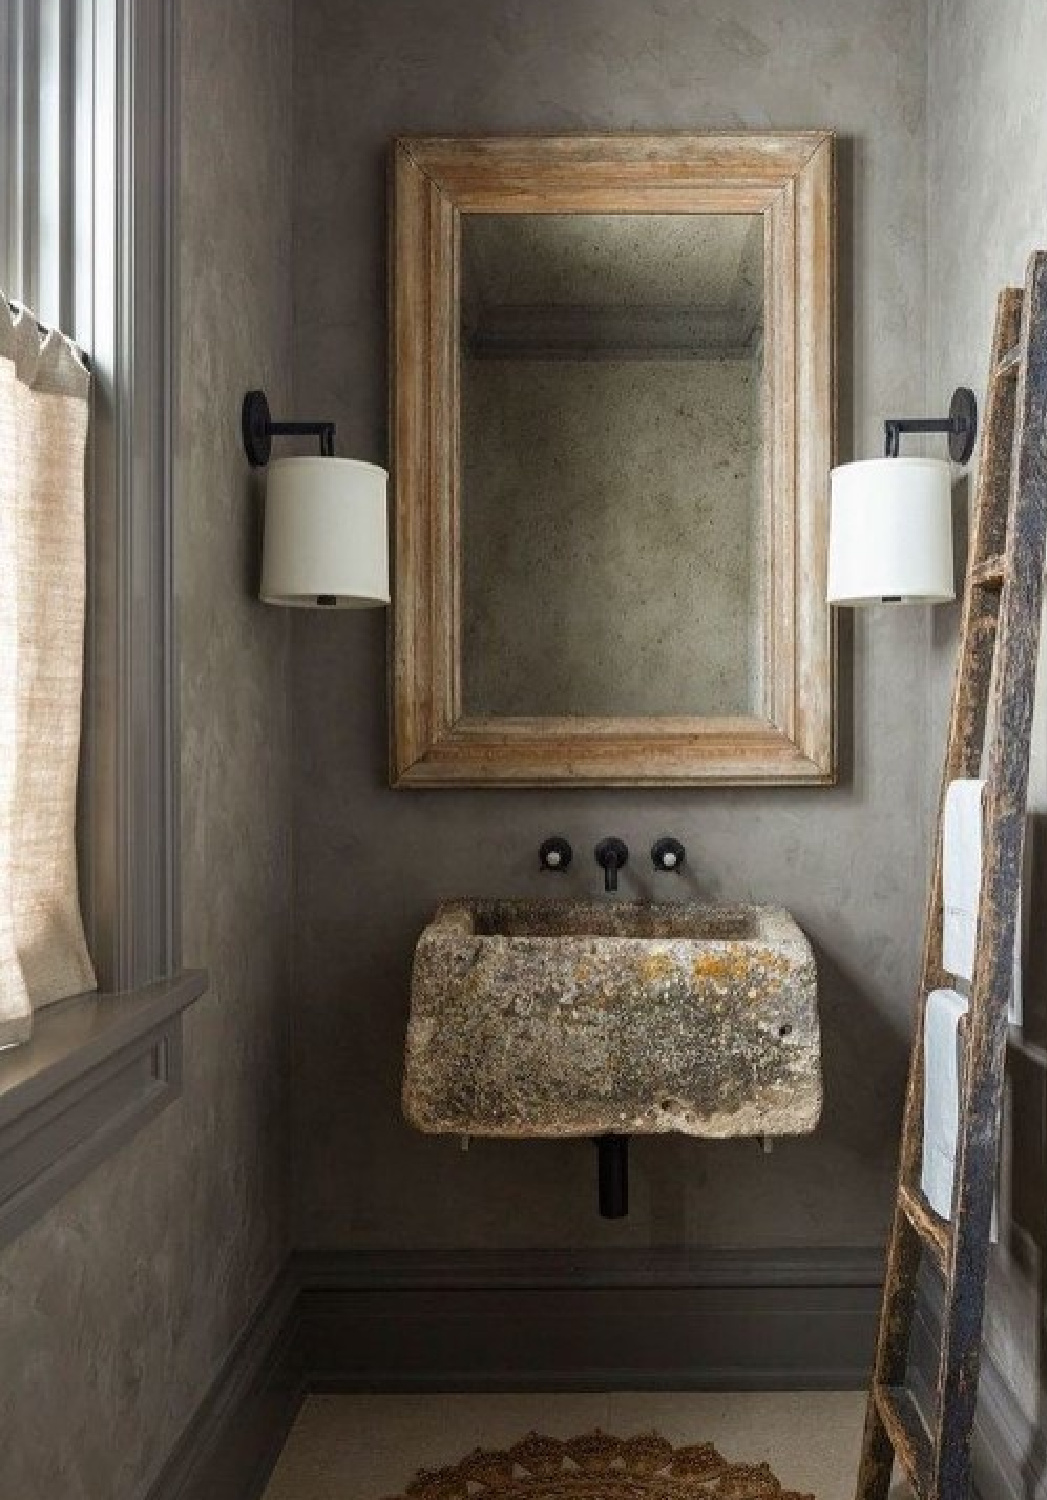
[942,779,1023,1025]
[922,987,969,1220]
[921,987,999,1239]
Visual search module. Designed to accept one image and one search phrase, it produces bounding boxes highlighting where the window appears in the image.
[0,0,204,1245]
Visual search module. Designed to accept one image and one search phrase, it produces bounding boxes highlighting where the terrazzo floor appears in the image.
[262,1391,913,1500]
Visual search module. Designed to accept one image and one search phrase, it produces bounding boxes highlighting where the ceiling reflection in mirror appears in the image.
[459,213,766,720]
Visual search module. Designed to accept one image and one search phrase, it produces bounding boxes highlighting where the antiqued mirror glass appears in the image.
[391,133,834,786]
[460,212,766,719]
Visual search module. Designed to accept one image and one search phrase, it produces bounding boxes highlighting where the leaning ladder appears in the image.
[857,249,1047,1500]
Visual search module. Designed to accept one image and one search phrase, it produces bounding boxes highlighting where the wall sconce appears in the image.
[242,389,389,608]
[827,387,977,606]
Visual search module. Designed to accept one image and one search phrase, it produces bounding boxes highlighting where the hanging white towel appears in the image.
[943,780,984,980]
[942,779,1023,1024]
[922,987,969,1220]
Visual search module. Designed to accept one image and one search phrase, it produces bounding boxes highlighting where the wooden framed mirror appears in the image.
[390,132,835,787]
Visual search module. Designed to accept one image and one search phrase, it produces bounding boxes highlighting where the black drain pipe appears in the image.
[596,1134,629,1218]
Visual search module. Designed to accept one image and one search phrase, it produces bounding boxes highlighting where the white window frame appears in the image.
[0,0,205,1245]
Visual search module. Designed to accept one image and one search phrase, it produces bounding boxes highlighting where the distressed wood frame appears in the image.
[390,132,836,787]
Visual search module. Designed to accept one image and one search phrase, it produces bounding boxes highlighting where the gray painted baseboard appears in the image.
[145,1245,1047,1500]
[295,1246,884,1393]
[144,1265,303,1500]
[910,1278,1047,1500]
[972,1347,1047,1500]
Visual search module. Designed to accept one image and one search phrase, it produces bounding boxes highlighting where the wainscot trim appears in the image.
[294,1246,884,1393]
[145,1264,304,1500]
[911,1275,1047,1500]
[144,1246,886,1500]
[125,1249,1047,1500]
[0,970,207,1248]
[140,1246,888,1500]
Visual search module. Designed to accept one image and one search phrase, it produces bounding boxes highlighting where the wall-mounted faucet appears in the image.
[539,836,572,872]
[594,837,629,893]
[651,836,686,872]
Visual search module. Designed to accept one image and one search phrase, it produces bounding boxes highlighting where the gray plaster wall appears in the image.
[0,1,295,1496]
[926,0,1047,1446]
[461,355,760,718]
[291,0,931,1250]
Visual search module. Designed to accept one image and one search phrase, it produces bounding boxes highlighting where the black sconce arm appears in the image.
[242,389,336,467]
[883,386,978,462]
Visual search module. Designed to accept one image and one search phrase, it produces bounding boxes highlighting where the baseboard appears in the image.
[143,1264,304,1500]
[142,1245,886,1500]
[972,1346,1047,1500]
[294,1246,884,1393]
[139,1245,1044,1500]
[911,1275,1047,1500]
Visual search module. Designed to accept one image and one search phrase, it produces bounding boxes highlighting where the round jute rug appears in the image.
[384,1430,815,1500]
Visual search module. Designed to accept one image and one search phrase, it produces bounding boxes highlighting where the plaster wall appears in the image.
[291,0,931,1251]
[927,0,1047,1442]
[0,1,295,1494]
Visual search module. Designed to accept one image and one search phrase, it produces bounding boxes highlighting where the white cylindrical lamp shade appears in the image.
[260,456,389,607]
[827,456,955,605]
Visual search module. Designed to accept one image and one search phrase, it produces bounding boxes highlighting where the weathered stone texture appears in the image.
[403,900,821,1139]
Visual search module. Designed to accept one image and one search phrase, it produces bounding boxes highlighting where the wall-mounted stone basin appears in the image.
[402,899,821,1139]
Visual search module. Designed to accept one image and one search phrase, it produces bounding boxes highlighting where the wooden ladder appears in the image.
[857,248,1047,1500]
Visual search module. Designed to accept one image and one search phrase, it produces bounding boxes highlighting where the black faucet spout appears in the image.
[594,837,629,894]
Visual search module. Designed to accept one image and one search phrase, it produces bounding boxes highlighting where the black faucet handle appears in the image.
[651,836,686,872]
[594,837,629,893]
[539,836,573,872]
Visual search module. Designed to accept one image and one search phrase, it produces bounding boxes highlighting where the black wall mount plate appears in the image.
[242,389,273,468]
[949,386,978,464]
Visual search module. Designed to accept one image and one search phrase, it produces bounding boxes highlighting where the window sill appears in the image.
[0,969,208,1247]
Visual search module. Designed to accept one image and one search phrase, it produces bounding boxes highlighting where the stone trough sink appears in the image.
[402,899,821,1139]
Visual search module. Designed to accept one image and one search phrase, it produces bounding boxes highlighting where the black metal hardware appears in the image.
[884,386,978,463]
[242,388,336,467]
[596,1134,629,1218]
[651,836,686,872]
[594,837,628,893]
[3,294,92,372]
[539,836,573,872]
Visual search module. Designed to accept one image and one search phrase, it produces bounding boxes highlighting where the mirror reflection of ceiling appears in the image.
[462,213,764,359]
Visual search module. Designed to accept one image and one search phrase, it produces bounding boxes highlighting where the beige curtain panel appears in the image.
[0,299,97,1049]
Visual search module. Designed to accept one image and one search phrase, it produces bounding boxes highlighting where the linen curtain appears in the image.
[0,299,96,1049]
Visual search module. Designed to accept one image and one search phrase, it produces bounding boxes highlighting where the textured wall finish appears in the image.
[926,0,1047,1450]
[0,2,294,1496]
[291,0,930,1250]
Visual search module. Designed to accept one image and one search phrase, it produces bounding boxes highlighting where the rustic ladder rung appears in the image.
[873,1383,932,1497]
[898,1183,951,1273]
[858,257,1047,1500]
[992,343,1021,379]
[969,554,1007,589]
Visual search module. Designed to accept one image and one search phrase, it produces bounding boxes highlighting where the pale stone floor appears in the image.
[262,1391,914,1500]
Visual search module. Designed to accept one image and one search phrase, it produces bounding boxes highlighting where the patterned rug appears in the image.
[385,1430,815,1499]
